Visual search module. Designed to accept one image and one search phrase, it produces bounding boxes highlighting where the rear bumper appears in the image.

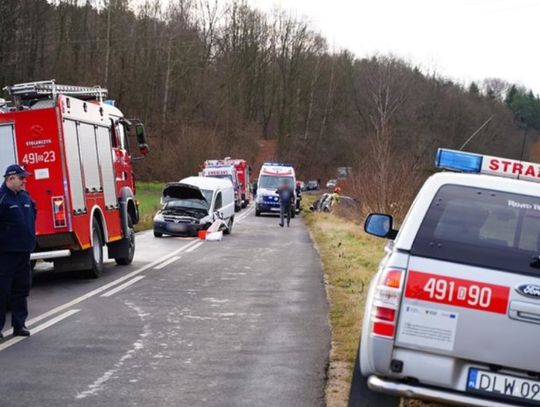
[30,249,71,261]
[368,376,521,407]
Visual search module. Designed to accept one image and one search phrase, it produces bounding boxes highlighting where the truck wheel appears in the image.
[87,218,104,278]
[223,217,233,235]
[348,348,400,407]
[154,231,163,238]
[115,219,135,265]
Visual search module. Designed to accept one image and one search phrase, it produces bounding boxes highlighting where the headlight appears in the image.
[153,212,164,222]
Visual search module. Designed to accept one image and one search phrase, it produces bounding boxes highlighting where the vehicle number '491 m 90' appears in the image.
[405,271,510,314]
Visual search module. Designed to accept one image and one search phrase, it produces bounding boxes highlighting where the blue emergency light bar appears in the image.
[435,149,483,173]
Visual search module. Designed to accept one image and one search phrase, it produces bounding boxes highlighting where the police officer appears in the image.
[0,164,36,338]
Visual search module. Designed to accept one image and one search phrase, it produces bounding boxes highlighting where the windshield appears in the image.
[412,184,540,275]
[200,189,213,204]
[259,175,294,189]
[165,198,207,210]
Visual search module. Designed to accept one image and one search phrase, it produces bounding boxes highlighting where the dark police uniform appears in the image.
[0,182,36,334]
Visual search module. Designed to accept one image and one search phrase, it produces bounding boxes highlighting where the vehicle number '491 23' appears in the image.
[405,271,510,314]
[22,151,56,165]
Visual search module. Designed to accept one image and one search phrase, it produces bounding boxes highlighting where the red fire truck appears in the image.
[226,159,251,208]
[0,80,149,277]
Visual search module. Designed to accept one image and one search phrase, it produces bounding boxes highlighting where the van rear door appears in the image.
[396,184,540,372]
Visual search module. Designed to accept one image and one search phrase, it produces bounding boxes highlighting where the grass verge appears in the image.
[302,195,445,407]
[135,181,164,231]
[302,195,384,407]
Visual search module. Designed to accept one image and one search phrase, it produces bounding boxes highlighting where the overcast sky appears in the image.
[246,0,540,94]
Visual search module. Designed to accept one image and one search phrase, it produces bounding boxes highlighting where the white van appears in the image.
[153,176,235,237]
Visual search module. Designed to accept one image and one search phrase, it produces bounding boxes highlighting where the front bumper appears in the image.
[256,203,280,213]
[368,376,521,407]
[153,221,205,237]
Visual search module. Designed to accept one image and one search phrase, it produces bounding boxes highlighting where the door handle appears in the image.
[509,301,540,324]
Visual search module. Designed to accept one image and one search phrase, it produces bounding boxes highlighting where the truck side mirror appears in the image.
[364,213,397,239]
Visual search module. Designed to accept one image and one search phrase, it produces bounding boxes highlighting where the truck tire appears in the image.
[115,219,135,265]
[223,217,233,235]
[87,218,104,278]
[348,348,400,407]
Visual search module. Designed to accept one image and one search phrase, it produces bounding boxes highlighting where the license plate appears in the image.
[467,368,540,405]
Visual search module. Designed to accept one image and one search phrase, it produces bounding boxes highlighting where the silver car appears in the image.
[356,151,540,407]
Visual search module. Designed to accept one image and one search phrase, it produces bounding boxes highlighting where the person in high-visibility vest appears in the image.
[330,187,341,209]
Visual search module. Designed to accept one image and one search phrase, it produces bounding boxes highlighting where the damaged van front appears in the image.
[153,182,213,237]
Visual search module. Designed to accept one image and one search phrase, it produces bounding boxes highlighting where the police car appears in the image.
[357,149,540,407]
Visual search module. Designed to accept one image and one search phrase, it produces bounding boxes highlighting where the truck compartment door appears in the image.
[95,126,117,209]
[63,120,86,213]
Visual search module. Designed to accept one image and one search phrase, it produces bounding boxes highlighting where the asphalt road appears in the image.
[0,205,330,407]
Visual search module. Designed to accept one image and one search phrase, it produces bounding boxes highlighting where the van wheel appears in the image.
[115,219,135,265]
[224,217,233,235]
[154,231,163,238]
[87,218,104,278]
[348,348,400,407]
[291,208,296,218]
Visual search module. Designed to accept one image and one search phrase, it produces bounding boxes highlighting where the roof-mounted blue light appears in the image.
[435,148,483,173]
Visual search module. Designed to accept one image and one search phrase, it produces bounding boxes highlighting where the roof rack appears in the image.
[4,80,107,101]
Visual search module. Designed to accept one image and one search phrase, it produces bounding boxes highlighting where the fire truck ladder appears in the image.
[4,80,108,101]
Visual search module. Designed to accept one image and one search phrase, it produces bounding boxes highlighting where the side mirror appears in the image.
[127,118,149,158]
[364,213,397,239]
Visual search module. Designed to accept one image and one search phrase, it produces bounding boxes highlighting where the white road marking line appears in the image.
[185,241,204,253]
[236,206,254,222]
[19,239,201,331]
[100,276,146,297]
[0,309,80,352]
[153,255,181,270]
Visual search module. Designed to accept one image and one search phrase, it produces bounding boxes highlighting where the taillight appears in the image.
[52,196,67,228]
[371,268,404,339]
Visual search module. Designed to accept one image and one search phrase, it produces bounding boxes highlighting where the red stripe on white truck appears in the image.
[405,270,510,314]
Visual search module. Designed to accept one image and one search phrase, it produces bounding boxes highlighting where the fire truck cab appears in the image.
[0,80,149,277]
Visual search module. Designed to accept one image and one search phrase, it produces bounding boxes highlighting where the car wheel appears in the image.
[223,217,233,235]
[87,218,104,278]
[115,218,135,265]
[154,231,163,238]
[348,348,400,407]
[255,209,261,216]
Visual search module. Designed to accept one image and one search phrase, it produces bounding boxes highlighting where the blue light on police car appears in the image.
[435,148,483,173]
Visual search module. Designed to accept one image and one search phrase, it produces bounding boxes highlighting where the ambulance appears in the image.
[0,80,148,277]
[255,162,296,216]
[357,148,540,406]
[201,162,242,212]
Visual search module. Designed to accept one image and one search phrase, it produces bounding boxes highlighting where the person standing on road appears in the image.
[276,179,294,227]
[0,164,36,339]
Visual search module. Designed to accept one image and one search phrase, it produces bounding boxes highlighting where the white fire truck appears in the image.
[0,80,149,277]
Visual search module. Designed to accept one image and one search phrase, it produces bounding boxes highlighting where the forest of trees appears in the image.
[1,0,539,215]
